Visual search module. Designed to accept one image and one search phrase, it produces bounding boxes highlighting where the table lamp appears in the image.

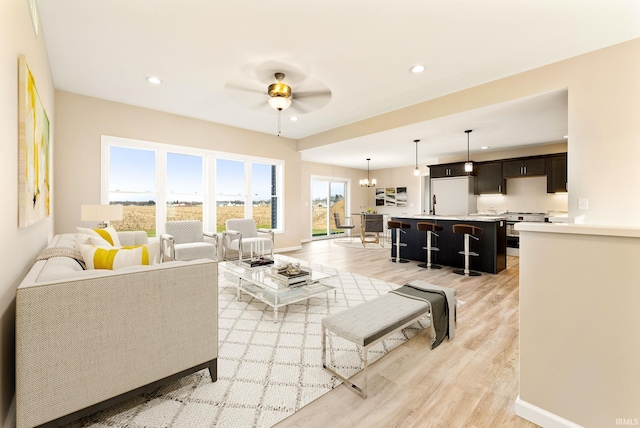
[80,204,123,228]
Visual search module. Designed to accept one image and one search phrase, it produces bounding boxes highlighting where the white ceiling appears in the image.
[37,0,640,169]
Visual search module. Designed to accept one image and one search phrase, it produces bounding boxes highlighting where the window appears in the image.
[166,152,203,222]
[215,158,281,232]
[107,146,157,236]
[102,136,284,237]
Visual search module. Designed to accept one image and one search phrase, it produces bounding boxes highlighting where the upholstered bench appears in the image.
[321,280,456,398]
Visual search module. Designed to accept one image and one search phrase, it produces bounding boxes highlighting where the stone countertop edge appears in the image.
[516,222,640,238]
[393,215,508,222]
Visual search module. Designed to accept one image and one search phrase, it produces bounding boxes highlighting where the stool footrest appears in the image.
[458,251,479,257]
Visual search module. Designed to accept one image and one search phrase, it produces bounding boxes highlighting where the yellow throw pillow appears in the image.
[79,244,151,270]
[76,226,121,247]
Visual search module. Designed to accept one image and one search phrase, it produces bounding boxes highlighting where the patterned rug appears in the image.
[65,256,435,428]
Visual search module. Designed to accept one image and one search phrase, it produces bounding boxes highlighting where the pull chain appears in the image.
[277,109,282,137]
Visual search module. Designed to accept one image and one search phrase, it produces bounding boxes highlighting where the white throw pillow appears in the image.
[75,233,112,249]
[79,244,156,270]
[76,226,121,247]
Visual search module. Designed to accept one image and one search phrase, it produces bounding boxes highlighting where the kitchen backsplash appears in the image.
[476,176,568,214]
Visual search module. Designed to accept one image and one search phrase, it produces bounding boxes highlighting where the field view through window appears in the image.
[106,144,280,236]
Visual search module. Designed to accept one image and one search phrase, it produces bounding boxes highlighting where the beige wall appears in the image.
[518,226,640,427]
[0,0,56,424]
[54,91,305,250]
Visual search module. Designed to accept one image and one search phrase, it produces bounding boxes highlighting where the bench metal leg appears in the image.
[322,325,368,398]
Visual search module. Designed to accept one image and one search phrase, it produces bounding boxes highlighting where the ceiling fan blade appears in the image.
[224,81,268,110]
[291,89,332,112]
[293,89,332,99]
[224,81,265,95]
[288,102,313,115]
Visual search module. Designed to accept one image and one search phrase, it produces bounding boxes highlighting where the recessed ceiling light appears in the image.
[410,64,425,74]
[289,116,298,121]
[563,135,569,139]
[146,76,162,85]
[481,146,489,150]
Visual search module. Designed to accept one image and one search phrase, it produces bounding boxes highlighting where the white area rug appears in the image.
[65,256,434,428]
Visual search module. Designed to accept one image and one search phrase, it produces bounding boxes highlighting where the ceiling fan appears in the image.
[224,63,332,135]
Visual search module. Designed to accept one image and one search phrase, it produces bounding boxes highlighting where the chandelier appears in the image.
[360,158,377,187]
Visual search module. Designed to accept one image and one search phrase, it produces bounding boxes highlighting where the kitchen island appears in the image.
[390,215,507,274]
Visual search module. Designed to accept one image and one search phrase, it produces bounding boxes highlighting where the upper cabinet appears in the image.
[431,153,567,194]
[474,161,505,195]
[429,162,467,178]
[502,157,546,177]
[546,153,568,193]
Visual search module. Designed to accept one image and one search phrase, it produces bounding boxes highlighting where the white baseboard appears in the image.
[4,395,15,428]
[515,396,583,428]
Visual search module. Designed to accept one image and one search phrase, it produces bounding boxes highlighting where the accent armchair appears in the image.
[222,218,274,261]
[160,220,218,262]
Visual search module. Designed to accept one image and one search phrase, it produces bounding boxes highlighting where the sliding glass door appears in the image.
[311,177,349,239]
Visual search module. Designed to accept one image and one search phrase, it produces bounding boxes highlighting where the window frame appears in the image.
[101,135,285,236]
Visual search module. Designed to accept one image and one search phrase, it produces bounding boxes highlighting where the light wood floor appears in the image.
[275,239,538,428]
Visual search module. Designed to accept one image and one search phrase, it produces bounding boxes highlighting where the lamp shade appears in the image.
[268,96,292,111]
[81,204,123,227]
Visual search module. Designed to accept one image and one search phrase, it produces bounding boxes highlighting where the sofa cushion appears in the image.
[77,226,121,247]
[36,257,85,282]
[76,233,112,248]
[79,244,155,270]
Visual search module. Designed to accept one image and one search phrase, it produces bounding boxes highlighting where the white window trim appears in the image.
[101,135,285,235]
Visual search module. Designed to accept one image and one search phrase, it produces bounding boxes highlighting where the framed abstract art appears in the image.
[18,54,50,228]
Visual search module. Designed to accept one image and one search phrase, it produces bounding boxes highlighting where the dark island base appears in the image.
[390,217,507,274]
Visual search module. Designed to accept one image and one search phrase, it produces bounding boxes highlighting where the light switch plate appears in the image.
[578,198,589,210]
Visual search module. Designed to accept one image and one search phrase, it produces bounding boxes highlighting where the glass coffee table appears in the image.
[219,257,338,322]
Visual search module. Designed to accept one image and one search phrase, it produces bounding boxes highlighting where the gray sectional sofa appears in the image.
[15,232,218,428]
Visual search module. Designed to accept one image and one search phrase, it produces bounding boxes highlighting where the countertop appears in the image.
[394,214,508,222]
[515,222,640,238]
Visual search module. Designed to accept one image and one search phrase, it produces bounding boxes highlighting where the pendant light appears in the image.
[360,158,377,187]
[413,139,420,176]
[464,129,473,173]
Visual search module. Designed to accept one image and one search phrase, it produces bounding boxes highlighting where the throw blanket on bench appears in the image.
[35,246,86,270]
[390,282,454,349]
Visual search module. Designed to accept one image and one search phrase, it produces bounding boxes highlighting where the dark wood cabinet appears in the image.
[546,154,567,193]
[502,157,546,177]
[431,153,567,194]
[429,162,467,178]
[474,161,505,195]
[390,217,506,274]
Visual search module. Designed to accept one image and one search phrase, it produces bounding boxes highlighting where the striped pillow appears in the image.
[79,244,152,270]
[76,226,121,247]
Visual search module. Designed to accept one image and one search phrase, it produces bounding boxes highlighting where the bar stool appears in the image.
[452,224,484,277]
[387,220,411,263]
[416,222,443,269]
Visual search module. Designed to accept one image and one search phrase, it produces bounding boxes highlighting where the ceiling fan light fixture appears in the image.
[268,96,292,111]
[267,72,292,111]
